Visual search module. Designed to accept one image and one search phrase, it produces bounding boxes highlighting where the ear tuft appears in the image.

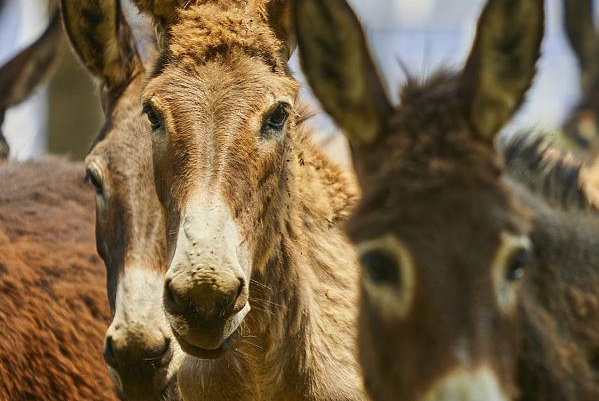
[254,0,296,60]
[294,0,392,146]
[461,0,544,141]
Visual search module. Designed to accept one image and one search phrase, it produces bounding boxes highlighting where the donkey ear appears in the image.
[294,0,393,145]
[563,0,599,96]
[261,0,296,60]
[60,0,138,93]
[0,11,62,112]
[461,0,544,142]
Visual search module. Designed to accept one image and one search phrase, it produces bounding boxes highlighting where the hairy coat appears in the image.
[296,0,599,400]
[130,0,366,400]
[0,158,117,401]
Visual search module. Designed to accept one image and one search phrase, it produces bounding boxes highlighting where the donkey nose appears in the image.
[165,273,247,321]
[103,327,172,370]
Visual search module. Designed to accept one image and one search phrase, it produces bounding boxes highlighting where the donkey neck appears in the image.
[245,127,364,399]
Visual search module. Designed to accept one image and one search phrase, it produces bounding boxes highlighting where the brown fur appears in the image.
[61,0,183,399]
[297,0,599,400]
[0,157,117,401]
[129,0,366,399]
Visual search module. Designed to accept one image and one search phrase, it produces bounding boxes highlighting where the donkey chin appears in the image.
[167,301,251,359]
[421,366,510,401]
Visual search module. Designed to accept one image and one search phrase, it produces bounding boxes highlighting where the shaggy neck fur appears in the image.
[177,124,366,401]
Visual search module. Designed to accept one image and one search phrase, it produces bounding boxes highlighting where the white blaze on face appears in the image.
[423,366,509,401]
[107,267,183,386]
[112,267,168,334]
[166,189,251,335]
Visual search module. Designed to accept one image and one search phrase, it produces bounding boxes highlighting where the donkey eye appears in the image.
[143,104,163,131]
[360,249,401,287]
[262,103,290,137]
[85,169,103,195]
[505,248,530,282]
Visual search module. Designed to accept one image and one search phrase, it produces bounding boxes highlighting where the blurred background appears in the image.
[0,0,592,161]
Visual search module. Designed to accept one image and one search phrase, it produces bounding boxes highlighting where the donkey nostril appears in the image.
[236,277,245,298]
[231,277,248,314]
[155,337,173,368]
[103,335,118,368]
[164,279,185,312]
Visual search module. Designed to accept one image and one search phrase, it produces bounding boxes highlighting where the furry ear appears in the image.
[129,0,185,25]
[563,0,599,97]
[60,0,138,94]
[122,0,159,72]
[0,11,62,112]
[461,0,544,142]
[294,0,392,145]
[258,0,296,60]
[0,11,62,160]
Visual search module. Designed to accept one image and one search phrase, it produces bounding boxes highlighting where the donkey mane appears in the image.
[502,134,597,212]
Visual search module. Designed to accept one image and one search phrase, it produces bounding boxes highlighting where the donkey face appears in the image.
[135,0,297,358]
[296,0,544,400]
[61,1,179,399]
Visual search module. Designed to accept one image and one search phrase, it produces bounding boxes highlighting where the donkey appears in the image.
[296,0,599,400]
[60,0,182,399]
[127,0,365,400]
[0,16,116,399]
[0,10,62,160]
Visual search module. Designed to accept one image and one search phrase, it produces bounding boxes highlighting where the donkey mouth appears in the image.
[173,326,241,359]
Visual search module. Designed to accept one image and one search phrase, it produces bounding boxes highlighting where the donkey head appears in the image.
[562,0,599,155]
[0,10,62,160]
[296,0,544,400]
[130,0,297,359]
[61,0,179,399]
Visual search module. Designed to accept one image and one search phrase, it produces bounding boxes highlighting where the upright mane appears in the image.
[501,134,598,212]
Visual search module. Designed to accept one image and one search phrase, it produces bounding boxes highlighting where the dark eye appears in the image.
[262,103,290,136]
[361,249,401,287]
[506,248,531,282]
[85,169,103,195]
[143,104,162,130]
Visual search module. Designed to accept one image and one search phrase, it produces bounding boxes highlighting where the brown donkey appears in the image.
[60,0,182,399]
[0,10,62,160]
[297,0,599,400]
[0,16,116,401]
[129,0,365,400]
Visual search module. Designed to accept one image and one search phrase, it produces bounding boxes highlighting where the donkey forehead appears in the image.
[349,180,530,254]
[145,57,298,117]
[163,4,286,72]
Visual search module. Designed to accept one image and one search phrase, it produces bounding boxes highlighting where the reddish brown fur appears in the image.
[0,157,117,400]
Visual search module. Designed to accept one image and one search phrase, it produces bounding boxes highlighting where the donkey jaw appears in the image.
[172,302,251,359]
[422,366,509,401]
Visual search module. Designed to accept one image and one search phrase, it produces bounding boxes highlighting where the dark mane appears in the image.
[501,133,597,212]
